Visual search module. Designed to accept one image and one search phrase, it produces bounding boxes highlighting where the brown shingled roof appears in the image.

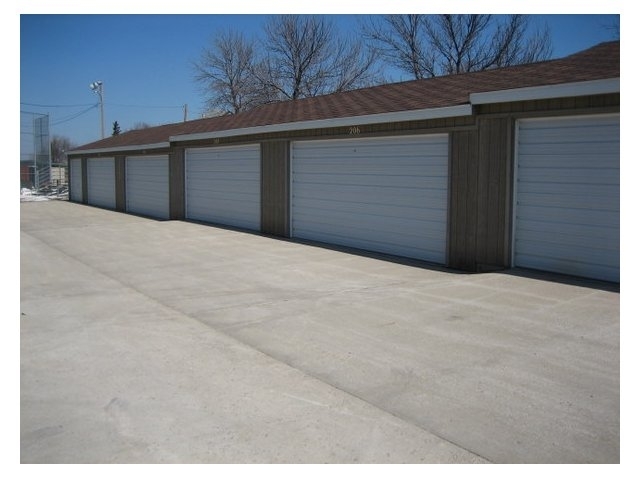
[72,41,619,152]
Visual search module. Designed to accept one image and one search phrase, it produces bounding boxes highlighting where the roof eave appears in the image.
[469,78,619,105]
[68,142,171,156]
[169,104,473,143]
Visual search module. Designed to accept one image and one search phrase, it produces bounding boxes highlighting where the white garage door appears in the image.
[87,157,116,209]
[185,144,261,231]
[514,115,619,282]
[126,155,170,220]
[291,134,449,263]
[69,158,82,202]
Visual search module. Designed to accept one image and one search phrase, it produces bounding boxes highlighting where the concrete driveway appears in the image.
[20,201,619,463]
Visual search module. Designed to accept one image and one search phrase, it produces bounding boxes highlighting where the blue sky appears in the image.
[20,13,620,149]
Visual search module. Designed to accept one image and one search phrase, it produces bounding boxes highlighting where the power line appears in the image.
[20,110,49,115]
[108,103,184,109]
[21,102,95,108]
[22,101,186,129]
[51,104,98,126]
[22,101,185,110]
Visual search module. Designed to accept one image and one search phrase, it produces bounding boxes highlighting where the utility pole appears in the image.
[183,104,188,122]
[90,81,105,139]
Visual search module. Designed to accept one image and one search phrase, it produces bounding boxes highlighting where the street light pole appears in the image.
[90,81,105,139]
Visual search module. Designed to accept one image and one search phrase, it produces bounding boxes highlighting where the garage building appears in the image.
[68,41,620,282]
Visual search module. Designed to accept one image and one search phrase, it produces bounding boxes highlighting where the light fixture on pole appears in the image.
[90,81,105,139]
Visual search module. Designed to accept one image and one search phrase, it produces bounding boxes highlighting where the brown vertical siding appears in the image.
[81,158,88,205]
[449,119,511,271]
[475,117,510,270]
[448,129,479,270]
[115,155,126,212]
[261,141,290,237]
[169,147,185,220]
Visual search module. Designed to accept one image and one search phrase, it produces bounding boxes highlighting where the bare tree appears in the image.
[257,15,379,102]
[194,16,380,112]
[364,14,552,79]
[129,121,152,131]
[50,135,75,165]
[489,17,552,68]
[425,14,494,74]
[331,35,384,93]
[363,14,435,79]
[193,30,260,114]
[259,15,334,100]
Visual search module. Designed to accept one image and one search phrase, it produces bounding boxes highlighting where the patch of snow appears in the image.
[20,194,50,202]
[20,187,68,202]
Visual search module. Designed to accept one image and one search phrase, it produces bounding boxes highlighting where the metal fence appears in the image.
[20,111,51,192]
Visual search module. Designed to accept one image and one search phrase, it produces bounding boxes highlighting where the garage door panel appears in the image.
[517,167,619,185]
[131,172,169,183]
[514,254,618,284]
[515,242,618,274]
[296,200,444,222]
[187,181,260,198]
[292,134,448,264]
[294,226,443,262]
[187,197,260,214]
[517,152,618,168]
[294,197,447,222]
[295,158,447,174]
[518,189,618,211]
[185,144,260,231]
[517,220,619,250]
[519,209,620,232]
[294,186,447,208]
[295,184,447,209]
[129,197,163,211]
[187,170,259,180]
[519,128,619,146]
[296,206,447,235]
[187,206,258,226]
[186,163,260,175]
[187,146,257,157]
[187,197,260,212]
[519,191,618,210]
[293,135,448,149]
[296,151,449,163]
[518,181,619,196]
[187,184,259,200]
[520,144,620,159]
[515,115,619,282]
[295,154,448,168]
[519,116,619,136]
[127,173,169,187]
[516,245,618,265]
[128,182,165,194]
[126,156,169,220]
[128,200,168,218]
[294,172,447,189]
[87,158,116,209]
[187,177,259,191]
[293,147,448,162]
[517,204,619,229]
